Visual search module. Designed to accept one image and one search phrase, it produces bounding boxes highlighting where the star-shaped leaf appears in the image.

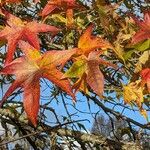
[131,11,150,44]
[63,51,117,96]
[0,13,60,64]
[0,41,76,126]
[123,80,144,108]
[77,24,113,56]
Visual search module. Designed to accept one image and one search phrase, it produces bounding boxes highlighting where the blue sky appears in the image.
[0,75,149,132]
[39,79,149,131]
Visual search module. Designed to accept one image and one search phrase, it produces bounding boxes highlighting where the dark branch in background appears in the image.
[0,108,139,149]
[87,95,150,130]
[10,118,39,150]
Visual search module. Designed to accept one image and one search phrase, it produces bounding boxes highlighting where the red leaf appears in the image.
[0,13,60,65]
[41,0,78,17]
[0,41,76,126]
[23,80,40,127]
[86,59,104,96]
[131,11,150,44]
[141,68,150,93]
[64,51,117,96]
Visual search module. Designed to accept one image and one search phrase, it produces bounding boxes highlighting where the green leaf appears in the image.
[124,40,150,59]
[64,58,87,78]
[133,39,150,52]
[50,14,67,23]
[123,49,135,60]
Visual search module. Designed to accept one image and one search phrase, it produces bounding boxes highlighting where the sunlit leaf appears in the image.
[123,80,144,108]
[0,41,76,126]
[131,11,150,44]
[0,13,60,65]
[77,24,113,56]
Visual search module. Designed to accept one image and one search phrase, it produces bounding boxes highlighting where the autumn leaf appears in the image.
[41,0,78,17]
[0,41,76,126]
[41,0,81,27]
[123,79,149,119]
[131,11,150,44]
[63,51,117,96]
[63,24,116,96]
[134,50,150,73]
[77,24,113,56]
[0,13,60,65]
[63,25,117,96]
[140,109,148,120]
[140,68,150,93]
[123,80,144,108]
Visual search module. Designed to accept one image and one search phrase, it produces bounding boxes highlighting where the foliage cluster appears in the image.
[0,0,149,149]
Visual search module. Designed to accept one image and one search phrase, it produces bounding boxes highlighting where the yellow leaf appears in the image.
[77,24,113,56]
[140,109,148,121]
[50,14,67,23]
[135,50,150,73]
[123,80,144,107]
[113,43,125,61]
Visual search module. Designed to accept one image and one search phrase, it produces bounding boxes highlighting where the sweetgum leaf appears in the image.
[0,13,60,65]
[64,51,116,96]
[123,80,144,108]
[131,11,150,44]
[63,56,87,78]
[0,41,76,126]
[77,24,113,56]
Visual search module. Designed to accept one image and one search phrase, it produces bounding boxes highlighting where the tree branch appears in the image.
[87,95,150,130]
[0,108,140,149]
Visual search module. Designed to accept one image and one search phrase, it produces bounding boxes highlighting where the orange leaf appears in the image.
[0,41,76,126]
[77,24,113,56]
[64,51,116,96]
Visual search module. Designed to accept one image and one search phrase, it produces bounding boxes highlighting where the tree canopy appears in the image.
[0,0,149,149]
